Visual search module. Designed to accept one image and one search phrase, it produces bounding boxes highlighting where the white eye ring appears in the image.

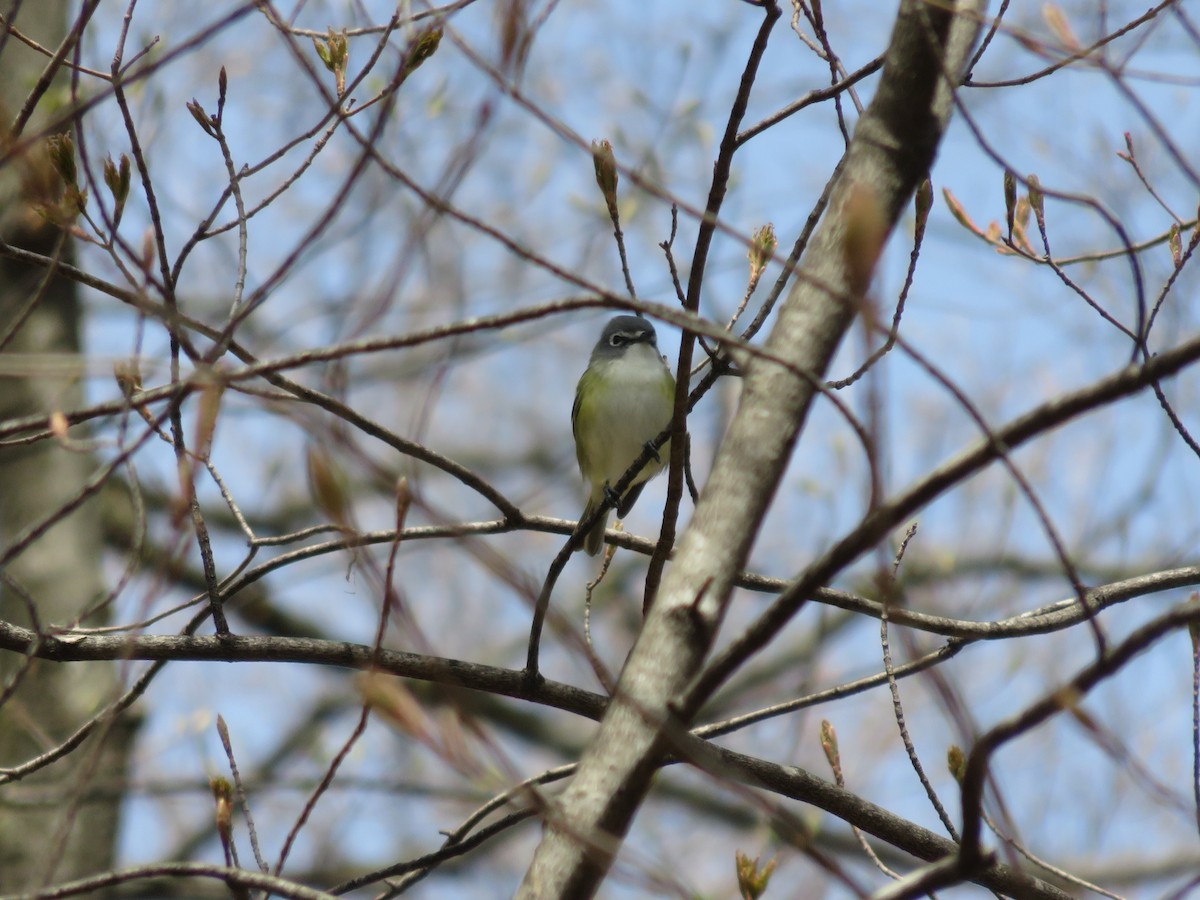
[609,334,626,347]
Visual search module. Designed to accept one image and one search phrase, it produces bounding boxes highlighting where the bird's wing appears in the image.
[571,368,593,473]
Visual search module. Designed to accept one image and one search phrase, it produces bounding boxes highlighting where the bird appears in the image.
[571,315,675,556]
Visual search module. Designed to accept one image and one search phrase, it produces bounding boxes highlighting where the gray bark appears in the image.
[0,1,134,890]
[518,2,988,896]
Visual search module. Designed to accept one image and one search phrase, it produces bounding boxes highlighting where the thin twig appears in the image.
[880,523,959,840]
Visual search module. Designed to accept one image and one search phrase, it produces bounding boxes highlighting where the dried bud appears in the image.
[357,672,432,744]
[306,445,352,528]
[193,367,224,462]
[49,411,70,442]
[1042,3,1078,50]
[114,360,154,426]
[1169,222,1182,268]
[404,26,442,76]
[748,223,776,281]
[942,187,983,237]
[498,0,528,71]
[591,138,618,217]
[437,708,479,776]
[140,227,156,273]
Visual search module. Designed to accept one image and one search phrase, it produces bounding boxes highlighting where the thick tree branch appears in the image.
[517,2,987,896]
[0,624,606,771]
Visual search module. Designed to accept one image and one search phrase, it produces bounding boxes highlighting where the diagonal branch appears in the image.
[516,2,987,896]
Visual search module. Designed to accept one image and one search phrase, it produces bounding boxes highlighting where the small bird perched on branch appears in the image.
[571,315,675,556]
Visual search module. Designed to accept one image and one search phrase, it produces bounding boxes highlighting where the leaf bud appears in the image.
[45,133,77,187]
[734,851,778,900]
[404,26,441,75]
[103,153,132,219]
[186,99,216,137]
[748,222,776,281]
[591,138,619,217]
[1026,173,1044,227]
[1003,170,1016,238]
[947,744,966,783]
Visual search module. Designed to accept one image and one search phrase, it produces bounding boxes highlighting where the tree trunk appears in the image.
[0,1,135,890]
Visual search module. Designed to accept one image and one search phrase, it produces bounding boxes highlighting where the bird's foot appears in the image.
[603,484,622,507]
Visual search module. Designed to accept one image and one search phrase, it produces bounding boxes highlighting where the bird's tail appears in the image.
[581,494,609,557]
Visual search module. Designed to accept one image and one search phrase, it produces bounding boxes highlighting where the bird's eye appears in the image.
[609,334,626,347]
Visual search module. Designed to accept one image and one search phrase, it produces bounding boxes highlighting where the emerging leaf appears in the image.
[748,222,776,281]
[404,26,442,76]
[735,850,778,900]
[186,99,216,137]
[45,133,77,187]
